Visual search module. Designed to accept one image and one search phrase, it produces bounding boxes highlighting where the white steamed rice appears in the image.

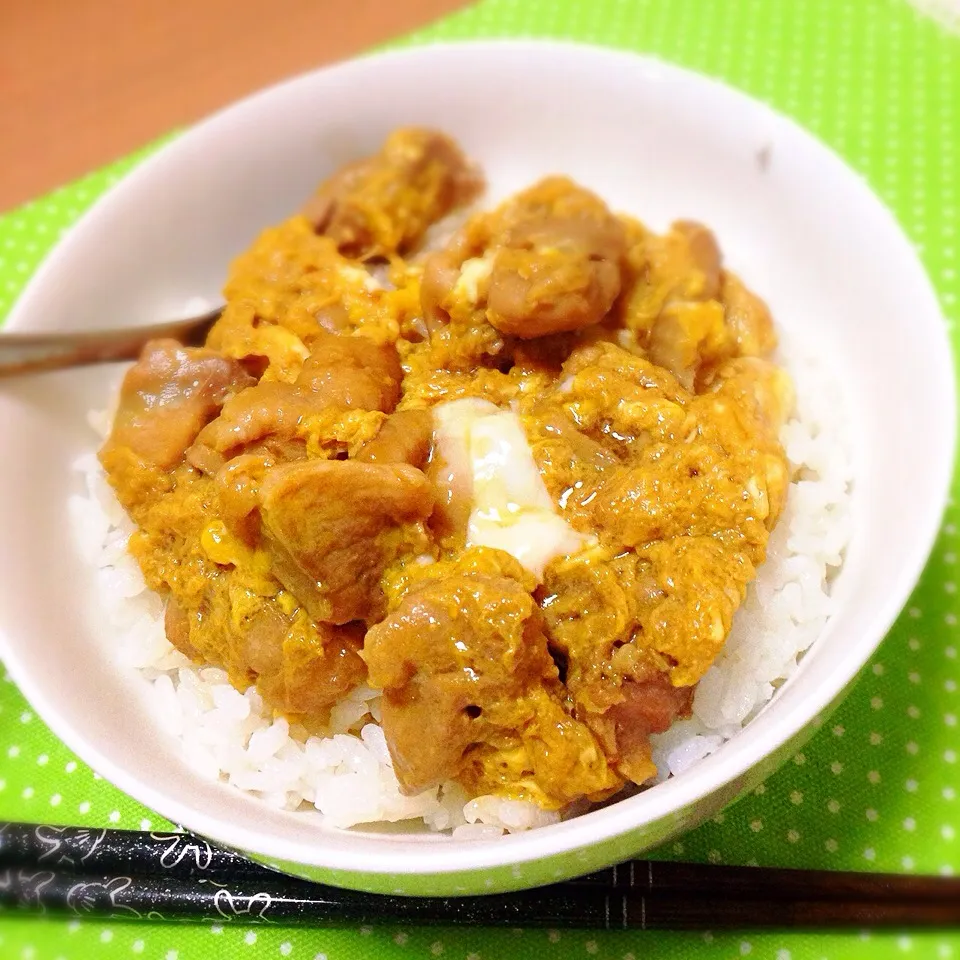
[68,336,852,835]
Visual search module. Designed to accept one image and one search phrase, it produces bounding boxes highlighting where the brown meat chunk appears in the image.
[163,597,201,661]
[214,454,268,544]
[356,409,433,468]
[295,331,402,411]
[672,221,722,301]
[186,381,314,474]
[242,604,367,718]
[259,459,435,624]
[606,678,694,783]
[363,572,556,794]
[187,333,403,474]
[485,178,627,338]
[302,128,482,258]
[104,339,253,469]
[720,270,777,357]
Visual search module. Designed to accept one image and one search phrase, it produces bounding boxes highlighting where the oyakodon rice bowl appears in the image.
[69,338,851,837]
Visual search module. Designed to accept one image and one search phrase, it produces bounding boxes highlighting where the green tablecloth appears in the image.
[1,0,958,956]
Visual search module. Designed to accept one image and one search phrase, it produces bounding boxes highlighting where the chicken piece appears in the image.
[295,331,402,411]
[356,409,433,468]
[672,221,722,300]
[485,178,627,338]
[241,603,367,718]
[186,381,315,475]
[603,678,694,784]
[163,597,201,661]
[214,454,268,544]
[647,299,730,391]
[365,564,617,802]
[302,128,483,259]
[187,333,403,474]
[720,270,777,357]
[103,339,253,471]
[259,459,435,624]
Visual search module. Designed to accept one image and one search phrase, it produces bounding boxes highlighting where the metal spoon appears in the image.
[0,306,224,378]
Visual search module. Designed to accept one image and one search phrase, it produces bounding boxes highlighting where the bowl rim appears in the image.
[0,37,955,881]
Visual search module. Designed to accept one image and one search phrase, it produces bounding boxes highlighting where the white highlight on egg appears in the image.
[432,398,588,578]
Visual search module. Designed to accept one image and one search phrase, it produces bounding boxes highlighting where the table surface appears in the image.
[0,0,467,212]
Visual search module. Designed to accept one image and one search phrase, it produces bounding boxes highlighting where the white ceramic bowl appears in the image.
[0,41,954,896]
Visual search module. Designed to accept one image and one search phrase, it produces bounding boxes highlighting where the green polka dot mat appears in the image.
[1,0,958,956]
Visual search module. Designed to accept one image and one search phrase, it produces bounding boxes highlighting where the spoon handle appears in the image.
[0,308,223,378]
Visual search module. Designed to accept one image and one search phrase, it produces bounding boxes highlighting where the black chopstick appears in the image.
[1,822,958,929]
[2,822,958,905]
[2,868,960,929]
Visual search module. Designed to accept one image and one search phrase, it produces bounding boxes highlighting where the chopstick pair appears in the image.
[0,822,958,930]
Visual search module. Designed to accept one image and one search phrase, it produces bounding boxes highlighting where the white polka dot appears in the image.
[946,750,957,764]
[831,761,843,774]
[132,941,144,954]
[906,779,919,792]
[19,711,32,724]
[314,954,328,960]
[827,799,841,813]
[585,943,598,955]
[394,933,408,945]
[245,932,257,945]
[50,794,61,807]
[899,936,912,951]
[547,931,561,943]
[908,637,921,651]
[793,752,806,765]
[863,848,876,861]
[908,705,921,718]
[945,787,957,800]
[21,787,33,799]
[750,819,763,832]
[909,671,921,684]
[832,725,845,737]
[868,770,881,784]
[36,754,48,766]
[78,801,91,814]
[942,825,956,840]
[872,663,884,675]
[941,865,956,877]
[777,951,791,960]
[140,819,152,830]
[740,942,752,956]
[866,809,879,822]
[787,830,800,843]
[947,680,958,693]
[825,838,839,852]
[790,790,803,805]
[65,761,77,773]
[870,696,884,710]
[165,951,178,960]
[903,818,917,832]
[7,746,20,759]
[909,606,922,618]
[906,741,919,755]
[869,732,883,745]
[280,945,293,957]
[948,647,958,660]
[100,931,113,943]
[902,856,915,870]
